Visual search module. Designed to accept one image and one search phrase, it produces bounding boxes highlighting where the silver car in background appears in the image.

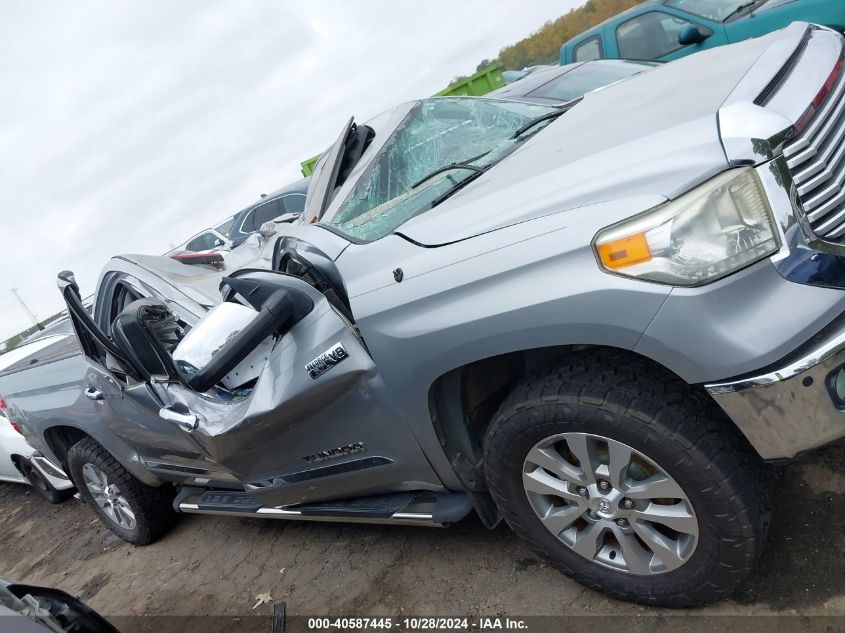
[490,59,660,104]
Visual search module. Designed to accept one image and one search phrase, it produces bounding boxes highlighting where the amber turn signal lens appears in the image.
[596,233,652,270]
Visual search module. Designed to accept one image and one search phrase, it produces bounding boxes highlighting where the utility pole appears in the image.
[11,288,44,331]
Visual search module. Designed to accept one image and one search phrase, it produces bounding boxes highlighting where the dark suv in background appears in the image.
[227,177,309,247]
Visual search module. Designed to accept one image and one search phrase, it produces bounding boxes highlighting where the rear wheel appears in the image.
[67,437,177,545]
[21,461,74,504]
[484,351,772,607]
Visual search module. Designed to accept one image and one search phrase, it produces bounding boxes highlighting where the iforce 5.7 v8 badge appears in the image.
[305,342,349,379]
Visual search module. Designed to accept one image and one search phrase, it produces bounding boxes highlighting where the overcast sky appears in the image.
[0,0,579,341]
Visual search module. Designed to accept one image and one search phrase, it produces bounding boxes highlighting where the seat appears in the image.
[111,299,183,383]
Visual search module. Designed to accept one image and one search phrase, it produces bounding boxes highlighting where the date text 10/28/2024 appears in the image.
[307,617,528,630]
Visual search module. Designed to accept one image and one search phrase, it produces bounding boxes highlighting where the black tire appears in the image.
[67,437,177,545]
[484,350,772,608]
[20,461,74,504]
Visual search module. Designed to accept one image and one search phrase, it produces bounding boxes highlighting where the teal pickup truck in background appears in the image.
[560,0,845,64]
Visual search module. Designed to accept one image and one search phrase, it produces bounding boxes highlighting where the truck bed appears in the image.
[0,335,80,380]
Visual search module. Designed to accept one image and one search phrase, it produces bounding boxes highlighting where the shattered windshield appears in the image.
[322,98,555,242]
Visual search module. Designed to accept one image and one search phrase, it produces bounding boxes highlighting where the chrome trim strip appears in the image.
[256,507,301,516]
[802,152,845,210]
[29,453,74,490]
[779,37,845,241]
[30,454,69,480]
[786,89,845,168]
[706,328,845,394]
[707,332,845,459]
[799,147,845,198]
[815,199,845,233]
[143,460,209,476]
[827,219,845,239]
[784,52,845,157]
[178,502,442,527]
[391,512,434,520]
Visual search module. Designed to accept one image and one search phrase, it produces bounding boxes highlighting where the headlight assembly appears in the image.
[593,168,780,286]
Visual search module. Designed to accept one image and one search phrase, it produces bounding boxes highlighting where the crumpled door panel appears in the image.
[165,280,444,507]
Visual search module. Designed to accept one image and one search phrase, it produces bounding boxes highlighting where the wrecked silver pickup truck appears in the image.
[4,23,845,607]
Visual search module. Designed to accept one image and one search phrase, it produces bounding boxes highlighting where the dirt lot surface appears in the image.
[1,441,843,632]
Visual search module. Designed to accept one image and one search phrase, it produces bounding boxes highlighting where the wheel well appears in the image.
[43,426,90,472]
[428,345,703,514]
[9,454,26,476]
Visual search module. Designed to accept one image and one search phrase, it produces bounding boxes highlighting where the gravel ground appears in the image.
[0,441,843,632]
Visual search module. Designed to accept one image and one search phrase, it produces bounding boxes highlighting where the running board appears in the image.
[173,488,472,528]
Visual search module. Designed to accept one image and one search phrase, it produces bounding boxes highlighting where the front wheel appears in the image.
[67,437,177,545]
[484,351,772,607]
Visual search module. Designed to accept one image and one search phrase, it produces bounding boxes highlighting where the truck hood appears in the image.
[397,30,782,246]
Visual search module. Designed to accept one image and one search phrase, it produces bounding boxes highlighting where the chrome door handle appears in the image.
[84,387,104,401]
[159,406,199,431]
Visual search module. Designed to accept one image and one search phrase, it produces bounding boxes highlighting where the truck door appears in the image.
[109,264,443,508]
[57,271,220,483]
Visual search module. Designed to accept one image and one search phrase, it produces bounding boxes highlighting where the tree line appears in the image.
[473,0,644,77]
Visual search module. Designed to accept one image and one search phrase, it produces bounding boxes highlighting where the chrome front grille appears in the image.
[783,60,845,243]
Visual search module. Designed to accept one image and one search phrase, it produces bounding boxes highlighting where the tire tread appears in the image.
[484,349,772,607]
[68,437,176,545]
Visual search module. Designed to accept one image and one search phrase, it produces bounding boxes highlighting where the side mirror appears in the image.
[678,24,711,46]
[214,238,225,248]
[178,272,314,393]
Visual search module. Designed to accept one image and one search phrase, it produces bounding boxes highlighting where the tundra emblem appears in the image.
[303,441,365,464]
[305,342,349,379]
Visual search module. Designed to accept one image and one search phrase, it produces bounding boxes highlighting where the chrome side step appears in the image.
[174,488,472,528]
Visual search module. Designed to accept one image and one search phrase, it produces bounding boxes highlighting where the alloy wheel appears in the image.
[82,462,137,530]
[522,432,698,575]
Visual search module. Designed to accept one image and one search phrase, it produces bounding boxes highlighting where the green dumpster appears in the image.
[300,154,321,177]
[435,65,506,97]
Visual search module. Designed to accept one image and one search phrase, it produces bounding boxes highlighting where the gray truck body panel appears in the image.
[2,23,845,511]
[397,36,774,246]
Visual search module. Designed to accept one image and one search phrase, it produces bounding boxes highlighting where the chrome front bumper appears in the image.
[706,316,845,460]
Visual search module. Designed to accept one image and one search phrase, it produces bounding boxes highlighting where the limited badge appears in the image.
[305,342,349,379]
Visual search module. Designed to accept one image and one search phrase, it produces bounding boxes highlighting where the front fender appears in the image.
[343,198,671,487]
